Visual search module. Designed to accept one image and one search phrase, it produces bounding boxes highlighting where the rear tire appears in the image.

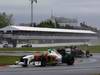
[65,54,75,65]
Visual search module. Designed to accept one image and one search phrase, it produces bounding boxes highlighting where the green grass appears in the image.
[0,47,48,51]
[0,45,100,53]
[79,45,100,53]
[94,74,100,75]
[0,56,20,65]
[0,47,64,51]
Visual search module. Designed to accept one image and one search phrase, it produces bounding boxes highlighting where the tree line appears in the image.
[0,12,13,28]
[0,12,98,32]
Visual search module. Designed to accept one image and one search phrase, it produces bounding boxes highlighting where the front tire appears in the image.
[22,59,28,67]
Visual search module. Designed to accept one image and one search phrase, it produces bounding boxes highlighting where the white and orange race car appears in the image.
[17,48,75,67]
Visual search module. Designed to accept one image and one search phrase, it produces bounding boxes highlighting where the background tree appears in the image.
[0,12,13,28]
[37,20,55,28]
[80,22,98,32]
[55,19,60,28]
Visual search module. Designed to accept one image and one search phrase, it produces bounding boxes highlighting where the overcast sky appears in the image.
[0,0,100,28]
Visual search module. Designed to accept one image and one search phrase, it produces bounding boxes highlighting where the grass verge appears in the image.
[0,56,20,65]
[0,47,48,51]
[0,45,100,53]
[79,45,100,53]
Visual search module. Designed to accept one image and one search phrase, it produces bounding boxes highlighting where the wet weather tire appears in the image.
[65,54,75,65]
[22,59,28,67]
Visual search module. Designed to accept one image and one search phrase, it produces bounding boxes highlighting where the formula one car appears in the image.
[16,48,75,67]
[69,46,93,58]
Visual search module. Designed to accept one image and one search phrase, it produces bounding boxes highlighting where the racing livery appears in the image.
[17,48,75,67]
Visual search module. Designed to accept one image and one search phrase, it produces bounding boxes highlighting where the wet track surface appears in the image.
[0,54,100,75]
